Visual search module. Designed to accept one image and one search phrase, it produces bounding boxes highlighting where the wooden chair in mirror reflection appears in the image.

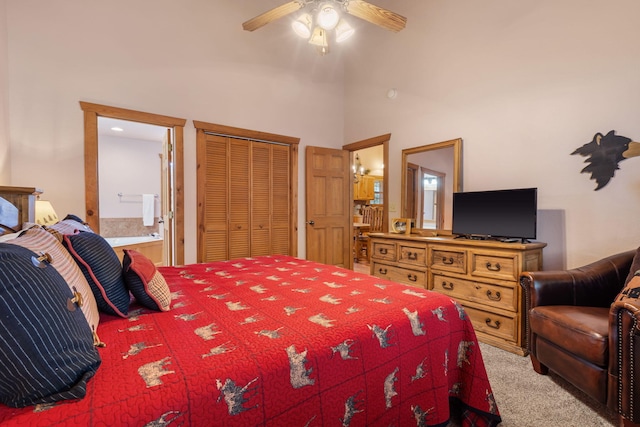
[355,206,384,264]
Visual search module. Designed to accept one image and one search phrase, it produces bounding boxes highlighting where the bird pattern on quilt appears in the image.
[0,255,500,427]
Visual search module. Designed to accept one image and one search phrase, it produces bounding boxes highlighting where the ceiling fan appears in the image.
[242,0,407,54]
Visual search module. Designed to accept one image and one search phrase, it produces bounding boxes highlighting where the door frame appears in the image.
[342,134,391,234]
[80,101,186,265]
[193,120,299,262]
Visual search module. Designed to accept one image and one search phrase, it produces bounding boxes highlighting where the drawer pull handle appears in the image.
[378,268,388,275]
[407,252,418,261]
[486,290,501,301]
[407,274,418,282]
[442,257,454,265]
[441,281,454,290]
[486,262,501,272]
[485,318,501,329]
[379,248,388,255]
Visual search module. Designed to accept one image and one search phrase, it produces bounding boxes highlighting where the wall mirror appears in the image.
[401,138,462,235]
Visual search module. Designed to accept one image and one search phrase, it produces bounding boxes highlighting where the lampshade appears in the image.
[317,3,339,30]
[308,26,329,55]
[335,19,355,43]
[292,13,312,38]
[35,200,59,226]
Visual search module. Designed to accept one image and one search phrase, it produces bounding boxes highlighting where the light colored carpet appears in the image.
[455,342,618,427]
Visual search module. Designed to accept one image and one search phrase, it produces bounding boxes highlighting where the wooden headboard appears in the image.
[0,186,42,234]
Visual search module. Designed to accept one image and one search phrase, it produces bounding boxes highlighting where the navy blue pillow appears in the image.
[0,243,101,408]
[62,231,130,317]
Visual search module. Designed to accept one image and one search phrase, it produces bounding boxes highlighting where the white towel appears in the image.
[142,194,155,226]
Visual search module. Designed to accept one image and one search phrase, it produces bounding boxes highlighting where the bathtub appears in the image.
[106,236,164,266]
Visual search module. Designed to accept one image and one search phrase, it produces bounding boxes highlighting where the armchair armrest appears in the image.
[521,250,636,309]
[609,299,640,423]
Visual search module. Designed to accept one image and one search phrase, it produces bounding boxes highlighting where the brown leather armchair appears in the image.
[521,249,639,426]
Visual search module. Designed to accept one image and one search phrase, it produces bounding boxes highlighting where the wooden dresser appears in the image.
[369,233,546,355]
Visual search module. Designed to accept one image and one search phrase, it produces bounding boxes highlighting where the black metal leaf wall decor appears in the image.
[571,130,640,190]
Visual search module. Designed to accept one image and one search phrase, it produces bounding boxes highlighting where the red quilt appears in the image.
[0,255,501,426]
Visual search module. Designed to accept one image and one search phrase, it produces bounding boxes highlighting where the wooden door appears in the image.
[270,144,291,255]
[197,133,294,262]
[305,146,351,268]
[250,142,290,256]
[199,134,229,262]
[195,121,299,263]
[251,141,271,256]
[160,128,174,266]
[229,139,250,259]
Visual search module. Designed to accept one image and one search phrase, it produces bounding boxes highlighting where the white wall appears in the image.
[5,1,640,268]
[5,0,346,263]
[0,0,9,184]
[98,135,162,219]
[344,0,640,269]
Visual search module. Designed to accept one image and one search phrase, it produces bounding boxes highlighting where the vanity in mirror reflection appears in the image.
[401,138,462,234]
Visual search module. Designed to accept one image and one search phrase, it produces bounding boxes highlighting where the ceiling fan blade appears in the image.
[345,0,407,33]
[242,1,304,32]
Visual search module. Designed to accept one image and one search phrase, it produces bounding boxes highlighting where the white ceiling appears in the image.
[98,117,168,142]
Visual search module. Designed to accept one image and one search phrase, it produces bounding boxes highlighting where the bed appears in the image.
[0,189,501,427]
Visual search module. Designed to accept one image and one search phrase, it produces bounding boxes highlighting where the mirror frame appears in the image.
[401,138,462,235]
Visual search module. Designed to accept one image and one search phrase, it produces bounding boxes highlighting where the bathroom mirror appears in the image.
[401,138,462,235]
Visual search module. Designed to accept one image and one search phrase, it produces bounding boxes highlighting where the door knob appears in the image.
[306,220,315,226]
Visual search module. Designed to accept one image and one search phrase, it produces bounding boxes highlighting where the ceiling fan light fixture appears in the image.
[334,19,355,43]
[292,12,313,38]
[308,26,329,55]
[317,3,340,30]
[308,26,327,46]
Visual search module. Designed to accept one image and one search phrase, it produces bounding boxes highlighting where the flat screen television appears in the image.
[452,188,537,242]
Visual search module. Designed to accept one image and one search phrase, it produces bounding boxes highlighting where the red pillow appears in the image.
[122,249,171,312]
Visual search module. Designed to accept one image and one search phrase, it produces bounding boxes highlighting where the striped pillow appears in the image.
[8,226,101,345]
[123,249,171,311]
[63,231,130,318]
[49,217,93,235]
[0,243,101,408]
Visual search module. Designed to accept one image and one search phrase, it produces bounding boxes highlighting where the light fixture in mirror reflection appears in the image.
[401,138,462,235]
[352,153,365,183]
[35,200,59,226]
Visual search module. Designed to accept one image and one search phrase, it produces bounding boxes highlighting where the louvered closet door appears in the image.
[229,139,251,259]
[250,142,290,256]
[270,144,290,254]
[201,134,229,261]
[199,135,291,262]
[251,142,271,256]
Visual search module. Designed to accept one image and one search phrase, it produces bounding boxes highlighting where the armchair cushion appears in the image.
[530,305,609,367]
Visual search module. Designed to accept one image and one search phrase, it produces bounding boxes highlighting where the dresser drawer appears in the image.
[430,247,466,274]
[371,262,427,288]
[463,305,518,342]
[371,241,396,261]
[471,252,518,281]
[398,243,427,267]
[432,273,517,312]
